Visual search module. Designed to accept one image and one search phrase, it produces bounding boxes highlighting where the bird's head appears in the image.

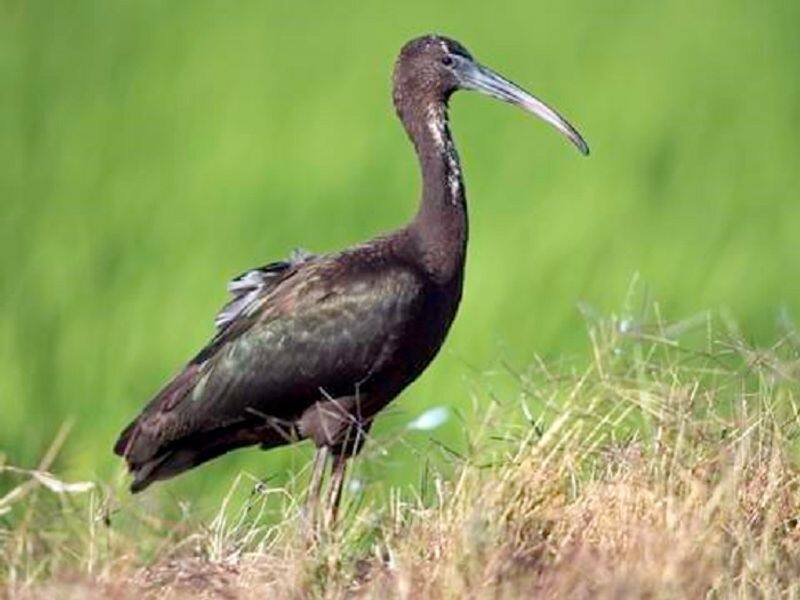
[393,34,589,155]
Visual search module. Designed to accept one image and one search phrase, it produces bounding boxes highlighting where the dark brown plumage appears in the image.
[115,35,588,512]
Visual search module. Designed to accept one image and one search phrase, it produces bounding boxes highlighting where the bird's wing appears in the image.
[115,250,425,466]
[213,247,315,331]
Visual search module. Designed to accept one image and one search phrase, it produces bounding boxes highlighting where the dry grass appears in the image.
[3,306,800,599]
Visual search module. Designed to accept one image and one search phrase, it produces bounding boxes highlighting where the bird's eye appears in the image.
[441,55,454,67]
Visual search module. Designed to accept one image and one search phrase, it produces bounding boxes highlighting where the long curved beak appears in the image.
[459,62,589,156]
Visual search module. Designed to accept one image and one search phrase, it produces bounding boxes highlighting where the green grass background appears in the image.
[2,1,799,508]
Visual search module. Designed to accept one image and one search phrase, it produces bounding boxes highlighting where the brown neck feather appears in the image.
[395,92,468,284]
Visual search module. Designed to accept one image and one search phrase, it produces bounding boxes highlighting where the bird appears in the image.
[114,34,588,522]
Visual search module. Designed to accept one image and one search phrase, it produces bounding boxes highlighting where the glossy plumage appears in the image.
[115,35,587,500]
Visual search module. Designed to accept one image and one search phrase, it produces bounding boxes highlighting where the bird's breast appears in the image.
[367,274,463,400]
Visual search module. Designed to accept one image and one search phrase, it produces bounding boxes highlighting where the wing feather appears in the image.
[214,248,315,331]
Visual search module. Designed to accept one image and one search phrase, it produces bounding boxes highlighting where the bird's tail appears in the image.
[128,448,197,493]
[112,416,179,492]
[113,364,205,491]
[115,421,267,493]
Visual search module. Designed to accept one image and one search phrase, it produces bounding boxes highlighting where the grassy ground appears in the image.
[3,308,799,598]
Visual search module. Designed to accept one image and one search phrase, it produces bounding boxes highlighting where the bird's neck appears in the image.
[402,100,468,284]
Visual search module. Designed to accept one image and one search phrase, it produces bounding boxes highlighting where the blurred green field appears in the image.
[1,1,799,509]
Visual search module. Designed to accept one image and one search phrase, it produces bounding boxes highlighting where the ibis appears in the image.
[114,34,588,522]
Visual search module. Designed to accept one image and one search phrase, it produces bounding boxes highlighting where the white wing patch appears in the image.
[214,248,315,331]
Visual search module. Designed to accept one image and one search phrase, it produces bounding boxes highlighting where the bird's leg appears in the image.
[305,445,329,535]
[325,453,348,527]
